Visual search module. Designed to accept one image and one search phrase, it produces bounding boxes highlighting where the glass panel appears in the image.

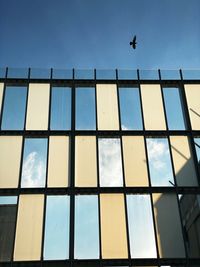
[96,69,116,80]
[75,195,99,259]
[7,68,29,79]
[14,194,44,261]
[0,68,6,78]
[141,84,166,130]
[75,136,97,187]
[194,137,200,175]
[146,138,175,186]
[75,87,96,130]
[1,86,27,130]
[75,69,94,79]
[100,194,128,258]
[170,136,198,186]
[160,70,180,80]
[52,69,73,79]
[153,193,185,258]
[99,138,123,187]
[182,70,200,80]
[0,196,17,262]
[50,86,71,130]
[119,87,143,130]
[139,70,159,80]
[122,136,148,186]
[179,194,200,258]
[44,195,70,260]
[96,84,119,130]
[30,68,51,79]
[21,138,48,188]
[0,136,22,188]
[118,69,137,80]
[184,84,200,130]
[48,136,69,187]
[127,195,157,258]
[163,87,186,130]
[26,83,50,130]
[0,83,3,117]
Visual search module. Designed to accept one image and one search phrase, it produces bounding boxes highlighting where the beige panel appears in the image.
[14,194,44,261]
[100,194,128,258]
[75,136,97,187]
[0,83,3,115]
[48,136,69,187]
[141,84,166,130]
[0,136,22,188]
[170,136,197,186]
[26,83,50,130]
[153,193,185,258]
[122,136,149,186]
[185,84,200,130]
[96,84,119,130]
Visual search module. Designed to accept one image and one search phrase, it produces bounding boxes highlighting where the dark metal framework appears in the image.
[0,68,200,267]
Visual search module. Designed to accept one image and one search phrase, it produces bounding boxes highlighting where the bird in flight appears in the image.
[130,35,137,49]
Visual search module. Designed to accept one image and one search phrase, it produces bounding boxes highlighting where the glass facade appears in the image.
[0,69,199,267]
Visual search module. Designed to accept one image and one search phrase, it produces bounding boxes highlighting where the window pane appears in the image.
[14,194,44,261]
[163,87,186,130]
[194,137,200,175]
[100,194,128,259]
[75,136,97,187]
[170,136,198,186]
[44,195,70,260]
[0,136,22,188]
[119,87,143,130]
[48,136,69,187]
[127,195,157,258]
[153,193,185,258]
[50,87,71,130]
[96,84,119,130]
[26,83,50,130]
[0,196,17,262]
[0,83,4,117]
[75,195,99,259]
[179,194,200,258]
[21,138,48,188]
[141,84,166,130]
[122,136,148,186]
[76,87,96,130]
[1,86,27,130]
[146,138,174,186]
[99,138,123,187]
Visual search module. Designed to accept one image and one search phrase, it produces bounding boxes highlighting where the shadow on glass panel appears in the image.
[146,138,175,186]
[30,68,51,79]
[7,68,29,79]
[118,69,137,80]
[160,70,181,80]
[74,69,94,80]
[163,87,186,130]
[52,69,73,79]
[50,87,71,130]
[21,138,48,188]
[0,196,17,262]
[76,87,96,130]
[75,195,99,259]
[96,69,116,80]
[139,70,159,80]
[119,87,143,130]
[1,86,27,130]
[182,70,200,80]
[179,194,200,258]
[44,195,70,260]
[98,138,123,187]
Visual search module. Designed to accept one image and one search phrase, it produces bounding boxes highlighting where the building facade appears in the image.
[0,68,200,267]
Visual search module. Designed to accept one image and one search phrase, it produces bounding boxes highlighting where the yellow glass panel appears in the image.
[96,84,119,130]
[153,193,185,258]
[100,194,128,258]
[122,136,148,186]
[26,83,50,130]
[0,83,4,116]
[141,84,166,130]
[48,136,69,187]
[0,136,22,188]
[14,194,44,261]
[170,136,197,186]
[184,84,200,130]
[75,136,97,187]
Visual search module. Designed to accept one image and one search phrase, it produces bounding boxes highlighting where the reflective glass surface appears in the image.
[30,68,51,79]
[75,69,94,79]
[96,69,116,80]
[52,69,73,79]
[7,68,29,79]
[118,69,137,80]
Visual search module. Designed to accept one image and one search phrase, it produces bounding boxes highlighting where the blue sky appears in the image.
[0,0,200,69]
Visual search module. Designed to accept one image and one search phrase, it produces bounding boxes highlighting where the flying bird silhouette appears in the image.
[130,35,137,49]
